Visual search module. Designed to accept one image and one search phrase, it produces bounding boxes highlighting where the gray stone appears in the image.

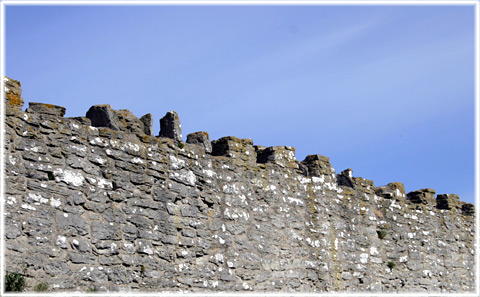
[436,194,462,210]
[187,131,212,153]
[3,78,476,293]
[86,104,120,130]
[4,76,24,110]
[27,102,66,117]
[140,113,153,136]
[55,212,89,235]
[68,252,96,264]
[407,188,436,204]
[159,110,182,142]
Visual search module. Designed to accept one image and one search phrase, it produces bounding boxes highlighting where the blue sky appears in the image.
[5,4,476,204]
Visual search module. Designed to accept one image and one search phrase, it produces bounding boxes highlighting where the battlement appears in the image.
[3,77,475,293]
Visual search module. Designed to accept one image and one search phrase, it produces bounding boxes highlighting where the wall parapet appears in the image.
[3,77,475,293]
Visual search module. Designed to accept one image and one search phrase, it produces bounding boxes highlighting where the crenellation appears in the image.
[26,102,66,117]
[407,188,436,205]
[186,131,212,154]
[2,77,475,293]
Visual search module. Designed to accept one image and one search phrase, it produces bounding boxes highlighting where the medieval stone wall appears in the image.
[3,77,476,292]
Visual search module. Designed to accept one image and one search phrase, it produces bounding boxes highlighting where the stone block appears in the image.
[114,109,144,135]
[27,102,66,117]
[187,131,212,153]
[140,113,153,136]
[159,110,182,142]
[302,154,333,177]
[407,188,436,204]
[4,76,24,110]
[436,194,462,210]
[86,104,120,130]
[375,182,406,199]
[256,146,297,168]
[212,136,255,163]
[337,168,354,188]
[462,203,475,216]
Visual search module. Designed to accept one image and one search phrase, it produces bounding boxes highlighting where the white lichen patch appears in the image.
[299,177,311,184]
[214,253,224,263]
[202,169,215,178]
[266,185,277,191]
[50,197,61,208]
[6,196,16,205]
[90,137,108,146]
[324,182,337,191]
[395,189,405,197]
[223,207,249,221]
[21,204,36,211]
[222,184,240,194]
[287,197,304,206]
[370,246,379,256]
[54,168,85,187]
[399,255,408,263]
[8,155,17,165]
[27,193,49,204]
[169,155,185,170]
[56,235,67,248]
[360,253,369,264]
[93,157,107,165]
[131,157,144,164]
[306,237,321,247]
[169,170,196,186]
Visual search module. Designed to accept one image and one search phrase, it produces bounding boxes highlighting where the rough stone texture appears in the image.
[186,131,212,153]
[159,111,182,142]
[4,76,24,111]
[86,104,121,130]
[407,188,436,204]
[140,113,153,136]
[26,102,66,117]
[3,79,476,293]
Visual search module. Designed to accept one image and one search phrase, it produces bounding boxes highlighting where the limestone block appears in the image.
[27,102,66,117]
[4,76,24,110]
[187,131,212,153]
[436,194,462,210]
[159,110,182,142]
[140,113,153,136]
[407,188,436,204]
[212,136,255,164]
[302,154,333,177]
[114,109,144,135]
[86,104,121,130]
[375,182,406,199]
[461,203,475,216]
[256,146,297,168]
[337,168,354,188]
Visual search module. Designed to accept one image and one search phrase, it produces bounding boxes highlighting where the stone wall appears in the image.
[3,77,476,292]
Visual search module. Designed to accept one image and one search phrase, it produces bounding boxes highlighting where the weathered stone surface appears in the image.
[302,154,333,177]
[337,168,354,188]
[187,131,212,153]
[159,111,182,142]
[375,182,406,199]
[462,203,475,215]
[256,146,297,168]
[140,113,153,136]
[86,104,120,130]
[26,102,66,117]
[114,109,144,135]
[407,188,436,204]
[3,79,475,293]
[4,76,24,110]
[436,194,462,210]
